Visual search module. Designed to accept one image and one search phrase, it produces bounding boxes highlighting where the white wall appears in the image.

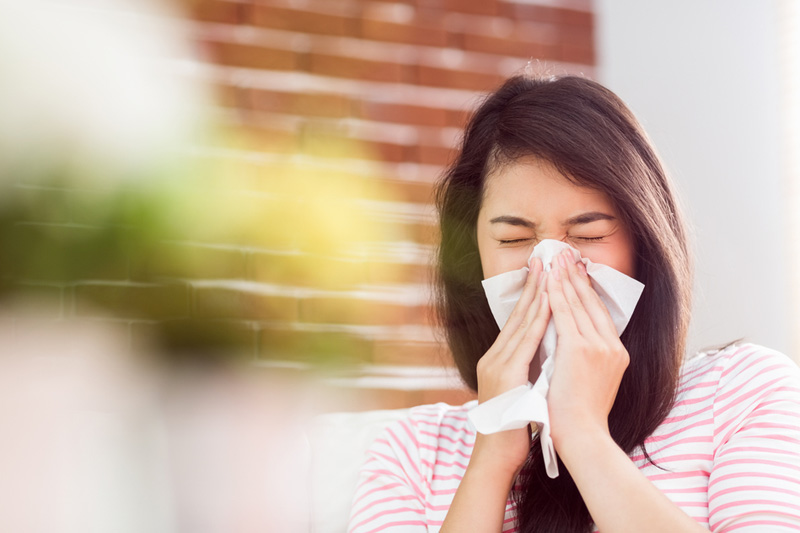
[595,0,794,357]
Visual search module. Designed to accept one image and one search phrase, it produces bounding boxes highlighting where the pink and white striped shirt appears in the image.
[348,343,800,532]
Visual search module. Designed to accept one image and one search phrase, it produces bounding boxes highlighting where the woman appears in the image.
[347,75,800,532]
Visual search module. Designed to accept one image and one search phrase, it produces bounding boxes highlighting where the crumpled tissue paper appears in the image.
[468,239,644,478]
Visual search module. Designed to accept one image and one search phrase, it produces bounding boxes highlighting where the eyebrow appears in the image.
[489,212,616,228]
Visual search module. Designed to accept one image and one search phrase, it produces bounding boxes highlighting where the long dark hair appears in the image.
[434,75,693,532]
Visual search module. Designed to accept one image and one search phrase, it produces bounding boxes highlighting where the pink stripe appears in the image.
[714,519,800,532]
[414,410,469,422]
[719,346,767,378]
[384,426,425,498]
[714,378,786,441]
[709,470,800,491]
[419,428,473,447]
[741,421,800,433]
[352,481,405,510]
[676,379,718,396]
[635,452,712,464]
[658,403,713,425]
[419,442,472,459]
[680,354,724,382]
[371,451,403,469]
[673,390,716,408]
[359,519,428,533]
[718,417,800,451]
[660,485,710,494]
[350,506,426,532]
[670,501,708,507]
[716,444,800,459]
[412,419,476,436]
[646,421,715,443]
[715,373,783,416]
[711,484,800,499]
[713,457,800,474]
[631,435,714,461]
[646,469,710,482]
[424,457,469,470]
[711,498,800,514]
[432,473,465,481]
[350,494,420,523]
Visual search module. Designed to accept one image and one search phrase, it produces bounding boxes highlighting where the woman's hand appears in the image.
[472,256,551,476]
[545,249,630,451]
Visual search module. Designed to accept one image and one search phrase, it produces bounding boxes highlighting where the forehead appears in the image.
[481,157,616,219]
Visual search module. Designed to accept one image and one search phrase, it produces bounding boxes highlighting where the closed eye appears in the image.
[572,236,605,242]
[498,238,533,245]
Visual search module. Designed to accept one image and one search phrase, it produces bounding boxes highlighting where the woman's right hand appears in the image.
[472,257,551,476]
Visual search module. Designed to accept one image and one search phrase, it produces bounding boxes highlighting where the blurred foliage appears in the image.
[0,146,407,365]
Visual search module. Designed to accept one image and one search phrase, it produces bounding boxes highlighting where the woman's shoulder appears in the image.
[369,400,478,455]
[683,341,797,376]
[680,342,800,405]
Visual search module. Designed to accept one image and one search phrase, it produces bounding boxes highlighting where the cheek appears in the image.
[479,246,535,279]
[578,244,636,278]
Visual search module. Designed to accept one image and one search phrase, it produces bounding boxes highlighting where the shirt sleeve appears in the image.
[708,345,800,532]
[347,417,429,533]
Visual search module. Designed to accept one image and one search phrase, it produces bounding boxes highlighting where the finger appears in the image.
[565,256,618,339]
[546,266,580,337]
[509,290,551,366]
[555,252,600,339]
[503,272,549,357]
[497,257,544,343]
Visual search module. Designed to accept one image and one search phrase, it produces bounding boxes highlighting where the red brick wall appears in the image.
[182,0,596,409]
[5,0,596,412]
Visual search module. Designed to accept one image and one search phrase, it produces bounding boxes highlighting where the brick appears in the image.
[359,101,449,128]
[371,340,445,366]
[409,221,438,246]
[259,328,373,364]
[442,0,499,16]
[368,179,435,205]
[411,143,458,166]
[4,224,130,282]
[299,297,429,326]
[558,43,594,65]
[366,262,432,285]
[193,287,298,321]
[75,282,189,319]
[501,4,561,24]
[189,0,246,24]
[203,40,300,71]
[359,17,448,47]
[249,4,356,37]
[307,52,408,83]
[248,89,352,119]
[460,31,551,59]
[557,24,594,50]
[248,252,369,289]
[133,319,257,360]
[130,243,247,281]
[446,108,472,128]
[414,64,502,91]
[216,123,300,154]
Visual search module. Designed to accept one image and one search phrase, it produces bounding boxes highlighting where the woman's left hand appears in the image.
[545,248,630,450]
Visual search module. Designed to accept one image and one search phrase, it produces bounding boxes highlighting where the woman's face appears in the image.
[477,157,636,279]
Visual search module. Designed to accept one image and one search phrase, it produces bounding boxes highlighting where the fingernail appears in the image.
[557,254,566,268]
[578,262,587,275]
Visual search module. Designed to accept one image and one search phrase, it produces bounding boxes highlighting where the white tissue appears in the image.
[468,239,644,478]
